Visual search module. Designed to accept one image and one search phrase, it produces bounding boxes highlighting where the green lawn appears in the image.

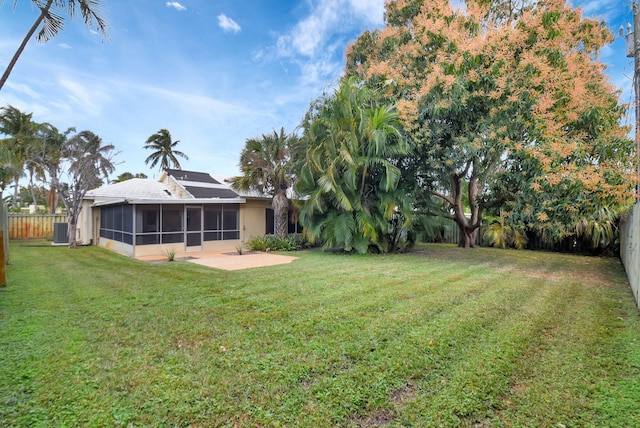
[1,243,639,427]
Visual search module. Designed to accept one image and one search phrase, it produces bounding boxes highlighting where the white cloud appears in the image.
[5,81,41,100]
[58,43,72,49]
[276,0,384,58]
[59,78,108,117]
[348,0,385,25]
[138,85,254,119]
[217,14,241,33]
[278,2,339,57]
[269,0,384,89]
[166,2,186,12]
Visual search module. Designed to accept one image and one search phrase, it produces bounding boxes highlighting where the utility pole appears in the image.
[635,2,640,200]
[622,4,640,199]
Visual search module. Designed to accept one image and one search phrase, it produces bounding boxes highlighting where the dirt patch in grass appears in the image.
[352,409,395,427]
[390,384,416,404]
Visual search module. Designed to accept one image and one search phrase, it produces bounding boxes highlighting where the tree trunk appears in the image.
[453,160,483,248]
[12,177,19,208]
[48,187,58,213]
[458,225,478,248]
[30,185,37,207]
[0,1,52,91]
[272,191,289,238]
[68,211,77,248]
[48,169,60,213]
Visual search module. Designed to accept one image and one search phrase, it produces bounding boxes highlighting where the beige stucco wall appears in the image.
[98,238,135,257]
[241,198,270,243]
[77,200,94,245]
[162,176,193,199]
[96,239,243,258]
[136,240,243,257]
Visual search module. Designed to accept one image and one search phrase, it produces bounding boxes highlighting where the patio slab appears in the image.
[136,250,297,271]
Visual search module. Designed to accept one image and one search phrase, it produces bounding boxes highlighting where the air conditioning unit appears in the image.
[53,222,68,244]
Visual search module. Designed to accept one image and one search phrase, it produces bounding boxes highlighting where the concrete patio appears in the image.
[136,249,298,271]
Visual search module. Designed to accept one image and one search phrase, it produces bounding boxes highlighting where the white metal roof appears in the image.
[86,177,246,207]
[86,178,175,200]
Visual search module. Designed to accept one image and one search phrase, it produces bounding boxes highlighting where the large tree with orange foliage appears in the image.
[346,0,634,248]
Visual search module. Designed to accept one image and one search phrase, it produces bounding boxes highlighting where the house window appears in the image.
[203,204,239,241]
[265,208,302,235]
[137,205,159,233]
[135,205,160,245]
[223,205,239,239]
[162,205,184,244]
[99,204,134,245]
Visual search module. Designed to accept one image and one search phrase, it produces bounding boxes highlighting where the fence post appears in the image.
[0,202,7,286]
[0,230,6,287]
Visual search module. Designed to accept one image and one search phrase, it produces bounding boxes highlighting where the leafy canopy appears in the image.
[297,77,413,253]
[229,127,297,238]
[346,0,634,248]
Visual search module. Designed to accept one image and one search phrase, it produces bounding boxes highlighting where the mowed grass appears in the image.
[1,243,639,427]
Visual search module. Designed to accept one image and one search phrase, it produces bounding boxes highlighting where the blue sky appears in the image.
[0,0,636,181]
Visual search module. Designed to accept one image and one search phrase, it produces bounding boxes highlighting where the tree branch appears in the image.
[433,191,454,206]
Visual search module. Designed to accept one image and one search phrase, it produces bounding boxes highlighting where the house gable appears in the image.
[163,169,240,200]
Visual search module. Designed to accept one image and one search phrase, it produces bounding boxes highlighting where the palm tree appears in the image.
[229,128,295,239]
[30,122,75,213]
[0,105,36,205]
[113,172,147,183]
[296,77,412,253]
[0,0,108,92]
[143,129,189,172]
[62,130,116,247]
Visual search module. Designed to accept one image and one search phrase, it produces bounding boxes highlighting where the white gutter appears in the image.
[91,197,246,207]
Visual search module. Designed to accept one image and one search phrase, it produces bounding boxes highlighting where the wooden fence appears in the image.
[427,217,597,253]
[7,213,67,240]
[427,217,464,244]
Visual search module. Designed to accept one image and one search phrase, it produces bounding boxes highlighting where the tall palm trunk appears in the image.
[48,187,58,213]
[272,191,289,239]
[0,0,54,92]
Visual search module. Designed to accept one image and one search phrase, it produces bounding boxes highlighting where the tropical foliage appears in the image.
[143,129,189,172]
[0,105,33,202]
[0,0,109,91]
[246,234,311,252]
[57,130,116,247]
[229,128,296,239]
[345,0,635,248]
[296,77,413,254]
[33,124,65,212]
[483,210,527,250]
[1,104,117,246]
[113,172,148,183]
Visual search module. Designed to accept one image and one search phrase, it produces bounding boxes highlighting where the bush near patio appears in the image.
[1,243,639,426]
[246,234,312,252]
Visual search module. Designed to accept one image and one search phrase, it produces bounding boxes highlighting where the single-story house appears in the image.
[78,169,300,257]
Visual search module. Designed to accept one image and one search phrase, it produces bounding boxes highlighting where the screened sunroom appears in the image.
[80,171,275,258]
[94,200,243,257]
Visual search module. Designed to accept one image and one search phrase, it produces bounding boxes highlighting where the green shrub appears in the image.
[246,234,311,252]
[163,247,177,261]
